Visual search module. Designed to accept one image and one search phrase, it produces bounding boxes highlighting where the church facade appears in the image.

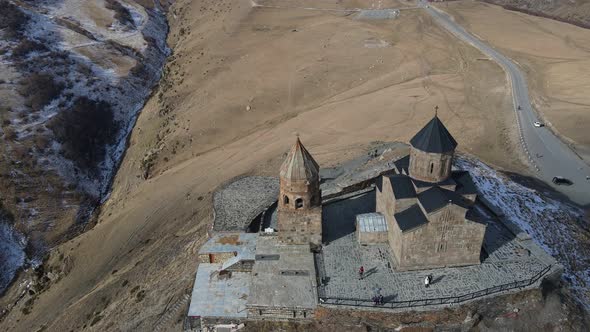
[275,115,485,270]
[375,115,486,271]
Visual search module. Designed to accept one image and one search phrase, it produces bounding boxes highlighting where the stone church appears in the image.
[277,137,322,247]
[374,114,486,271]
[276,115,485,270]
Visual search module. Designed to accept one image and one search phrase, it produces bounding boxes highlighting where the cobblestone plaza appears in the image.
[317,191,556,303]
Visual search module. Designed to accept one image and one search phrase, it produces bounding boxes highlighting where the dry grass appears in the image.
[0,1,536,331]
[439,1,590,160]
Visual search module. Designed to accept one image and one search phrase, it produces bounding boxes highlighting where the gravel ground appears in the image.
[213,176,279,231]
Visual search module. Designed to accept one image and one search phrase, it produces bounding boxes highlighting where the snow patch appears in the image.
[457,156,590,308]
[0,222,26,295]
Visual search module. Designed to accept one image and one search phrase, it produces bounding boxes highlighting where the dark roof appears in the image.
[418,186,468,214]
[410,115,458,153]
[394,204,429,232]
[453,171,477,195]
[465,208,487,225]
[412,176,456,189]
[394,155,409,174]
[389,174,416,199]
[376,176,384,192]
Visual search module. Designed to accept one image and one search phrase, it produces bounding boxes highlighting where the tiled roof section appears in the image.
[389,174,417,199]
[394,155,409,174]
[394,204,429,232]
[453,171,478,196]
[280,137,320,182]
[418,186,468,214]
[356,213,388,233]
[410,115,458,153]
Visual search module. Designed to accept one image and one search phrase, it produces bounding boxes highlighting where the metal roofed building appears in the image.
[187,263,251,329]
[198,233,257,268]
[246,236,318,320]
[356,213,388,244]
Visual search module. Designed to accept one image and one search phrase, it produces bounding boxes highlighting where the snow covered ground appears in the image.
[0,0,169,295]
[457,156,590,308]
[0,222,26,295]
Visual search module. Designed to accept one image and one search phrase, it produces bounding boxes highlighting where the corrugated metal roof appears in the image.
[188,263,250,318]
[356,213,388,233]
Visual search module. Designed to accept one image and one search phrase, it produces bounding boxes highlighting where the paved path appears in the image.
[318,192,555,304]
[420,1,590,206]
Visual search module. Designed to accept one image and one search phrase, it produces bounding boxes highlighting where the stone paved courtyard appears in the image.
[317,191,556,303]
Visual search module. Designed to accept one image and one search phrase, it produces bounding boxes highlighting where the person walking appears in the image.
[424,275,430,288]
[358,266,365,280]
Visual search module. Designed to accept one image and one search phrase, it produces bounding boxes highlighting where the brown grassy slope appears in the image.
[483,0,590,29]
[0,0,523,331]
[440,1,590,160]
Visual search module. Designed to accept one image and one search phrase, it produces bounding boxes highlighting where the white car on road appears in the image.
[533,121,544,127]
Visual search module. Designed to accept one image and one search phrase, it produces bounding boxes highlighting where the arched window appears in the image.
[283,195,290,206]
[295,198,304,209]
[430,163,434,174]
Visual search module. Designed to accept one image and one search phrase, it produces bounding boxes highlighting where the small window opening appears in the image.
[295,198,304,209]
[283,195,290,206]
[430,163,434,174]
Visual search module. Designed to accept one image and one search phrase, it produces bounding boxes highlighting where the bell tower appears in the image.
[277,137,322,246]
[408,109,458,183]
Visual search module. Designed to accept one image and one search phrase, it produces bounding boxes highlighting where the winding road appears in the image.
[421,2,590,206]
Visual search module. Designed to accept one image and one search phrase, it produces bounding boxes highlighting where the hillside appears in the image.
[0,0,168,295]
[483,0,590,28]
[440,0,590,163]
[0,0,524,330]
[1,0,590,331]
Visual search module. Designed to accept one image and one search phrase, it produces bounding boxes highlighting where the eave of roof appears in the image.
[417,186,468,214]
[410,115,458,153]
[394,204,429,232]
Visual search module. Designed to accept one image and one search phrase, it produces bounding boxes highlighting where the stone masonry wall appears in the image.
[397,205,486,270]
[247,306,314,320]
[278,207,322,245]
[197,252,236,264]
[409,148,453,183]
[279,178,321,211]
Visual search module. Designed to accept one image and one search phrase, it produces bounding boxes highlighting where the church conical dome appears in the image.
[410,115,458,153]
[280,137,319,182]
